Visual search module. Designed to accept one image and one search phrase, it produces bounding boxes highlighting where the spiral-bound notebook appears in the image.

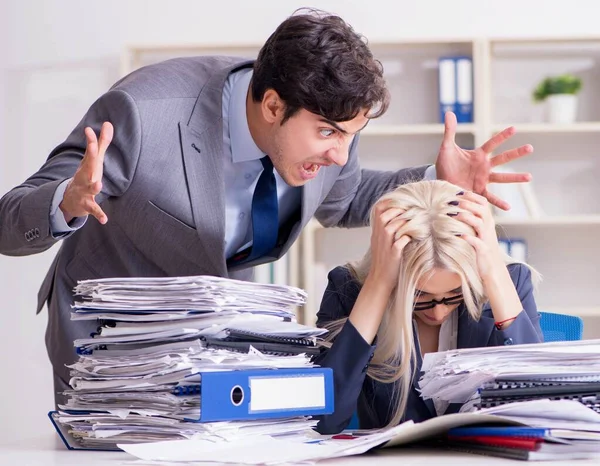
[224,328,317,346]
[200,336,321,356]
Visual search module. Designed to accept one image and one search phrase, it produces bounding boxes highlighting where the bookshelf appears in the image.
[491,122,600,134]
[361,124,477,136]
[123,36,600,329]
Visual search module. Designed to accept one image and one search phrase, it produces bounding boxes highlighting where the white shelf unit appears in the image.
[124,37,600,330]
[491,122,600,134]
[361,123,476,136]
[485,37,600,339]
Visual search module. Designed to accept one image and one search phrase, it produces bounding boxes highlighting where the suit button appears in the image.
[368,353,374,361]
[363,364,369,372]
[34,228,40,237]
[503,338,514,345]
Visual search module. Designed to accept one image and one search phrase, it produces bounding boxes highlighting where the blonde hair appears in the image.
[324,180,537,427]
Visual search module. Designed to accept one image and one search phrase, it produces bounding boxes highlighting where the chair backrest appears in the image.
[539,311,583,342]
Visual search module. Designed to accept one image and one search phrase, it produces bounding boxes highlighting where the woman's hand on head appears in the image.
[367,200,411,292]
[452,191,505,280]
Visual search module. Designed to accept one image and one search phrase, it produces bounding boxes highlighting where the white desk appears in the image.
[1,433,598,465]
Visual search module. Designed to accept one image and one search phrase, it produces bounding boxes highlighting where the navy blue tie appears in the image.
[229,156,279,265]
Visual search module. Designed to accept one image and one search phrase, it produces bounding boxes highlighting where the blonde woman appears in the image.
[314,180,542,434]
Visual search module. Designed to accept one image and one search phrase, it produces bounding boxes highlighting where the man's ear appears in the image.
[261,89,285,124]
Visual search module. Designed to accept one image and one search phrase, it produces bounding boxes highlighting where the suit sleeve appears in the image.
[0,89,142,256]
[488,263,544,346]
[312,267,376,434]
[314,135,430,228]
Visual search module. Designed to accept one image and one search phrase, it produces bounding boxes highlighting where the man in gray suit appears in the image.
[0,11,532,405]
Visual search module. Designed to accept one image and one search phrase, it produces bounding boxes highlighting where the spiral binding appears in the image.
[200,337,320,357]
[172,385,201,396]
[225,328,314,346]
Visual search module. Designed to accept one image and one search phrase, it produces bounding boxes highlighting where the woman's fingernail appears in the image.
[447,212,459,217]
[457,191,465,196]
[448,200,459,206]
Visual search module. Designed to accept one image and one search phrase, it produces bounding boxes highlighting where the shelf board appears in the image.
[362,123,477,136]
[492,122,600,134]
[543,308,600,318]
[494,215,600,226]
[310,216,600,231]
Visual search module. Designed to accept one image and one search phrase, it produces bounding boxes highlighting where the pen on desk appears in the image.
[331,434,358,440]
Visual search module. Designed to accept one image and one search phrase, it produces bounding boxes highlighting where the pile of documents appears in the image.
[418,339,600,409]
[118,399,600,463]
[413,340,600,460]
[50,275,333,450]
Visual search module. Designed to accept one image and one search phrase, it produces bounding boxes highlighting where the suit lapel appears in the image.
[179,123,227,277]
[280,170,326,256]
[179,59,254,277]
[457,305,496,349]
[300,172,326,228]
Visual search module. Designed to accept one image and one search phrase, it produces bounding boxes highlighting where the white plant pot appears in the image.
[546,94,578,123]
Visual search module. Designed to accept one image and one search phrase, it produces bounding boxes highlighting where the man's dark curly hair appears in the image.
[252,9,390,124]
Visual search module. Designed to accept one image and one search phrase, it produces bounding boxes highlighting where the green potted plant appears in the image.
[532,74,582,123]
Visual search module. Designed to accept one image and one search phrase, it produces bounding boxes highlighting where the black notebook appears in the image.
[223,328,317,346]
[200,336,321,357]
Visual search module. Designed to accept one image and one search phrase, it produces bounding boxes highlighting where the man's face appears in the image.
[268,109,369,187]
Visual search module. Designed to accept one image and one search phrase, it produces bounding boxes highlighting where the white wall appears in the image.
[2,0,600,444]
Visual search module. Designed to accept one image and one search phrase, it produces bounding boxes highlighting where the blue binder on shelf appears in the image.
[438,56,457,122]
[455,56,473,123]
[438,56,474,123]
[498,238,528,262]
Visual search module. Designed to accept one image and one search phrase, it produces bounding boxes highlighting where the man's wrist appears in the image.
[59,201,74,224]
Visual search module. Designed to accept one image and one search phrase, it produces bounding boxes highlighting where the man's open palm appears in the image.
[59,122,113,224]
[436,112,533,211]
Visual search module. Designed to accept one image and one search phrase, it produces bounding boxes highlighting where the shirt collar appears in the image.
[229,69,265,164]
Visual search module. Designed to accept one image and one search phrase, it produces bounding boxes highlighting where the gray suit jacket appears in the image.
[0,56,428,394]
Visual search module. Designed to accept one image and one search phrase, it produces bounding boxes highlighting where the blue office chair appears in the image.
[538,311,583,342]
[346,312,583,430]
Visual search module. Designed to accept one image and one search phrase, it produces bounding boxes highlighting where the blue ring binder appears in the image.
[179,368,335,423]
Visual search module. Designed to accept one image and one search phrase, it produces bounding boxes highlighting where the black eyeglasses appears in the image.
[413,294,464,311]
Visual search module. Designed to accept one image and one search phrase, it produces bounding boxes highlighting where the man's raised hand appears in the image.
[59,122,113,224]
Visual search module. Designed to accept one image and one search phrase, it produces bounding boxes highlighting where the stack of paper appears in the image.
[414,341,600,461]
[71,275,306,319]
[51,275,332,449]
[418,339,600,409]
[118,399,600,463]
